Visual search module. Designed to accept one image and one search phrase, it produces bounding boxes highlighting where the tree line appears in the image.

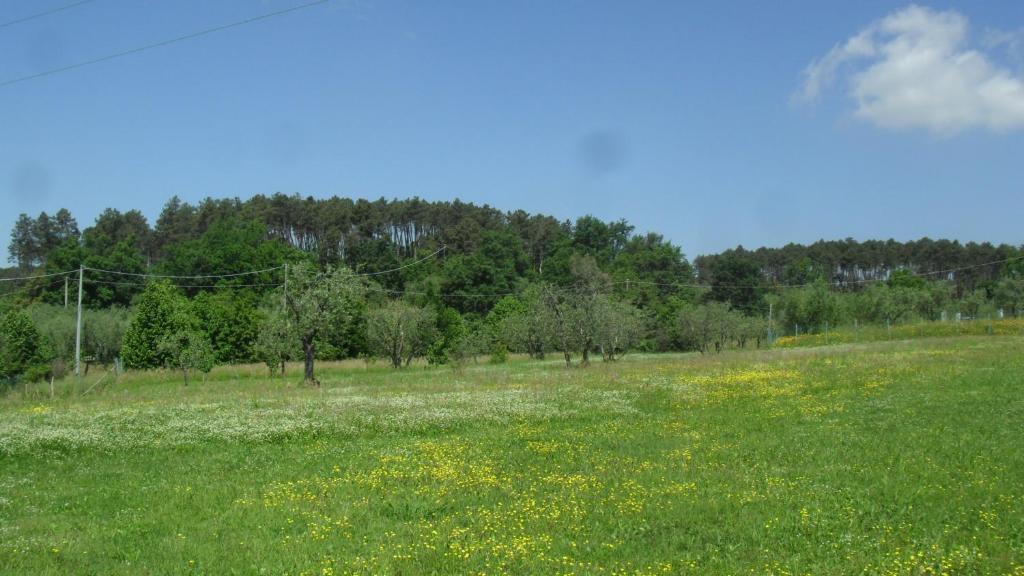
[696,238,1021,295]
[2,194,1023,384]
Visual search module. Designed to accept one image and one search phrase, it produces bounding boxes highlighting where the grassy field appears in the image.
[772,318,1024,349]
[2,337,1023,575]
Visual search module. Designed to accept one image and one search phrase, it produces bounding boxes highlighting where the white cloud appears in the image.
[797,5,1024,134]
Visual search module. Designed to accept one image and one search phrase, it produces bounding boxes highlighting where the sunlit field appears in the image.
[2,336,1023,575]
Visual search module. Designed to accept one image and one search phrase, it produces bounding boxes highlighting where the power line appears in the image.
[80,245,445,281]
[0,274,73,299]
[364,284,519,300]
[87,278,283,289]
[354,243,446,276]
[0,0,330,88]
[0,0,97,30]
[83,265,284,279]
[0,268,78,283]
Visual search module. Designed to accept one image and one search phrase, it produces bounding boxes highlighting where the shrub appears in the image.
[0,310,50,383]
[121,282,192,369]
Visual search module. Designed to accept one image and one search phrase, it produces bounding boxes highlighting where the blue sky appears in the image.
[2,0,1023,259]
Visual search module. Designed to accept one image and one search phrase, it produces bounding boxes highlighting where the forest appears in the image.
[2,193,1023,384]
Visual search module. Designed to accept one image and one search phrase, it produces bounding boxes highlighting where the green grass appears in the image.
[772,317,1024,348]
[2,337,1023,575]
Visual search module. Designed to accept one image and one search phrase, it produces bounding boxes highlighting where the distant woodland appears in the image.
[2,194,1022,383]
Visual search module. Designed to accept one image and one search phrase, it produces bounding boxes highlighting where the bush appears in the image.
[427,307,466,365]
[121,282,192,369]
[0,310,50,383]
[489,341,508,364]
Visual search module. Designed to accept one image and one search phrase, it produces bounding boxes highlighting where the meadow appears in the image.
[1,336,1023,575]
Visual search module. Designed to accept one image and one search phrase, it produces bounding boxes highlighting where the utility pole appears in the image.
[64,275,69,308]
[74,265,84,376]
[282,263,289,310]
[768,302,774,344]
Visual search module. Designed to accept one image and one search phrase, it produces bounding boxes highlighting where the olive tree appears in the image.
[366,301,436,368]
[254,309,295,376]
[158,328,214,386]
[568,255,611,365]
[594,295,644,361]
[994,278,1024,317]
[677,302,735,354]
[538,283,577,367]
[284,262,365,384]
[537,256,613,367]
[498,286,554,359]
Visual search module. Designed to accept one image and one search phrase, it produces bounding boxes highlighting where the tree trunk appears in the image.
[183,368,189,386]
[303,336,316,384]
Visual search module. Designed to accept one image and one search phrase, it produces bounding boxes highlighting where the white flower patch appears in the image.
[0,386,637,456]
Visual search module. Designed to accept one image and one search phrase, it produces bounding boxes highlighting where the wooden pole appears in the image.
[74,265,84,376]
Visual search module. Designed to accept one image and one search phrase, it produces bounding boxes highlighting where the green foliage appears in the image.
[5,198,1022,360]
[158,329,214,385]
[593,295,644,361]
[25,304,130,364]
[254,310,296,376]
[121,282,192,369]
[7,209,78,269]
[611,233,698,333]
[26,305,75,363]
[442,230,531,315]
[888,268,928,289]
[484,295,525,348]
[192,291,261,363]
[781,257,822,286]
[778,280,840,331]
[496,286,552,359]
[993,278,1024,317]
[284,263,365,382]
[0,310,49,383]
[84,308,131,364]
[698,237,1020,294]
[847,284,926,327]
[677,302,755,354]
[959,289,990,319]
[705,253,766,314]
[426,306,466,365]
[159,219,296,288]
[365,301,436,368]
[346,239,402,288]
[488,341,508,364]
